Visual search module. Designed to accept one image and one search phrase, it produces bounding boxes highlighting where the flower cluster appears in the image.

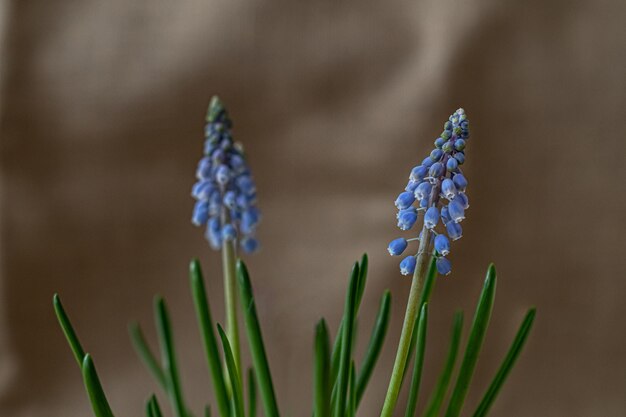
[191,96,260,253]
[387,108,470,276]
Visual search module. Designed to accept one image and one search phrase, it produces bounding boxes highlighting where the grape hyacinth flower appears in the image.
[386,108,470,276]
[190,95,260,379]
[191,96,261,253]
[381,108,471,417]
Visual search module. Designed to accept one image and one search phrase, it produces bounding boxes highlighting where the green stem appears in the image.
[223,237,242,382]
[380,228,433,417]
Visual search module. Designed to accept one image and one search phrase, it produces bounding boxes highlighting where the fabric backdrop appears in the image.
[1,0,625,416]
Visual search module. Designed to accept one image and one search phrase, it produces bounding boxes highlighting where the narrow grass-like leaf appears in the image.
[147,395,163,417]
[314,319,331,417]
[154,297,187,417]
[471,308,536,417]
[237,260,280,417]
[190,259,231,417]
[355,254,369,311]
[217,325,245,417]
[53,294,86,367]
[129,322,167,390]
[82,354,115,417]
[330,254,368,387]
[402,257,437,384]
[405,303,429,417]
[204,405,211,417]
[248,368,257,417]
[146,398,153,417]
[444,264,497,417]
[355,289,391,406]
[422,311,464,417]
[332,262,360,417]
[347,362,356,417]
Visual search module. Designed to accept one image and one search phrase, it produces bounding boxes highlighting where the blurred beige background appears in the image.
[1,0,625,416]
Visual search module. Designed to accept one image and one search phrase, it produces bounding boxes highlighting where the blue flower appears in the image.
[436,257,452,275]
[191,96,260,253]
[395,192,416,210]
[388,238,408,256]
[387,108,470,275]
[424,207,439,229]
[434,234,450,256]
[400,256,417,276]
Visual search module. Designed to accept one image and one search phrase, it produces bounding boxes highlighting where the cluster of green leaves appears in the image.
[395,262,536,417]
[54,256,534,417]
[314,254,393,417]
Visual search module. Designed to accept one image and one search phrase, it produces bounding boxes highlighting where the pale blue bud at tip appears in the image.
[400,256,417,276]
[441,178,457,200]
[395,191,416,210]
[434,234,451,256]
[452,173,468,191]
[446,221,463,241]
[448,199,465,223]
[414,181,432,201]
[454,152,465,165]
[421,157,434,168]
[434,137,446,148]
[424,206,440,229]
[436,257,452,275]
[388,238,408,256]
[454,139,466,151]
[397,210,418,230]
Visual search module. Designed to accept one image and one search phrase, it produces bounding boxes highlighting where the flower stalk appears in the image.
[380,227,433,417]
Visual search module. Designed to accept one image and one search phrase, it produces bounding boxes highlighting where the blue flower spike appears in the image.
[191,96,261,253]
[387,108,470,276]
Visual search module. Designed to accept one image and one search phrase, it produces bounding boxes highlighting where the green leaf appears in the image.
[129,322,167,390]
[422,311,464,417]
[53,294,86,367]
[402,257,437,384]
[204,405,211,417]
[217,325,245,417]
[189,259,231,417]
[444,264,497,417]
[147,395,164,417]
[405,303,429,417]
[314,319,331,417]
[332,262,360,417]
[236,260,280,417]
[82,354,115,417]
[248,368,257,417]
[346,362,356,417]
[471,308,536,417]
[154,296,187,417]
[330,254,368,387]
[355,289,391,406]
